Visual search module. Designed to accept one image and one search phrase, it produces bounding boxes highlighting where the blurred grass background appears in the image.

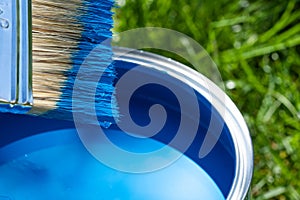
[113,0,300,199]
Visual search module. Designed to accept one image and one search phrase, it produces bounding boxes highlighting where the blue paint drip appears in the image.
[45,0,117,125]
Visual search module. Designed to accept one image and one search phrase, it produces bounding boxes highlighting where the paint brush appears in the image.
[0,0,118,125]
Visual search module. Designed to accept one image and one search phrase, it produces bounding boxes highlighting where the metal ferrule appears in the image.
[0,0,32,109]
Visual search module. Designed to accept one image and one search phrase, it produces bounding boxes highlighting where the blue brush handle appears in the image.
[0,0,32,111]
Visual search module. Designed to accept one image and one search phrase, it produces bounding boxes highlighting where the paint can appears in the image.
[0,48,252,199]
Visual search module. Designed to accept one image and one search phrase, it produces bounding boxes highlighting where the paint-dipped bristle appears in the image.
[30,0,118,125]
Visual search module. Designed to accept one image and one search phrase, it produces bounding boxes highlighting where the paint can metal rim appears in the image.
[112,47,253,200]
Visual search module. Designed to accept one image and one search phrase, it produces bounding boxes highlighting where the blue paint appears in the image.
[47,0,118,124]
[0,104,31,115]
[0,129,224,200]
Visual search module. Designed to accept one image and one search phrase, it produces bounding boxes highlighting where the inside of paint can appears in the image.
[0,58,236,198]
[114,59,236,196]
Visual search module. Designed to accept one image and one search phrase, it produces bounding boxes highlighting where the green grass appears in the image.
[114,0,300,199]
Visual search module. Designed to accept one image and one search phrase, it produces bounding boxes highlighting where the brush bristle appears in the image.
[30,0,118,124]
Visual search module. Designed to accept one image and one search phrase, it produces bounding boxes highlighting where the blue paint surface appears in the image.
[0,129,224,200]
